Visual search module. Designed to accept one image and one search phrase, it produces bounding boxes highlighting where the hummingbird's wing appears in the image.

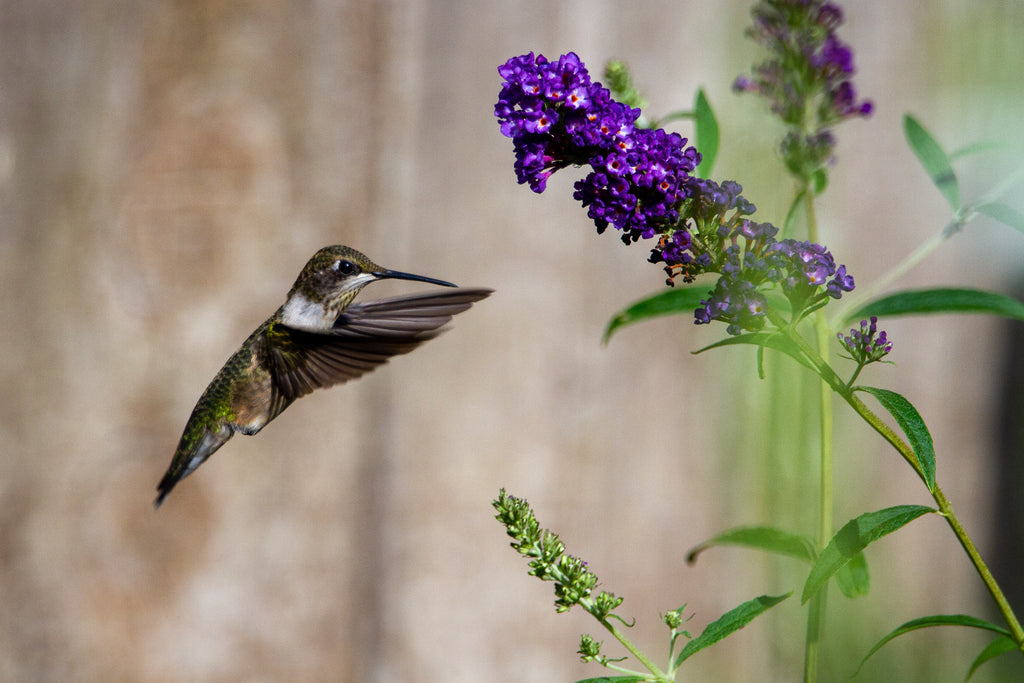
[265,288,491,407]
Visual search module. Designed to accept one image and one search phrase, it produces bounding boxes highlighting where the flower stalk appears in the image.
[492,489,673,681]
[803,188,833,683]
[766,308,1024,648]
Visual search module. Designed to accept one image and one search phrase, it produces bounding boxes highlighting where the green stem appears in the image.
[767,309,1024,647]
[827,219,956,328]
[586,603,671,681]
[929,485,1024,645]
[802,192,833,683]
[844,363,864,390]
[827,171,1024,327]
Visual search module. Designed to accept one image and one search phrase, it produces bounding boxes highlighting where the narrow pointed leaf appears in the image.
[694,88,719,179]
[693,332,813,372]
[687,526,816,564]
[834,551,870,598]
[966,635,1020,680]
[844,287,1024,324]
[783,190,805,236]
[948,140,1007,160]
[574,677,647,683]
[674,593,791,667]
[976,201,1024,234]
[857,386,936,491]
[855,614,1012,676]
[603,286,709,343]
[904,114,960,209]
[802,506,934,604]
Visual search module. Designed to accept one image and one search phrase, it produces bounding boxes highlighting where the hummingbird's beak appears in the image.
[373,268,457,288]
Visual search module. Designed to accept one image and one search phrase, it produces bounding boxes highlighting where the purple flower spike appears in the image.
[495,52,699,241]
[735,0,872,176]
[495,51,857,336]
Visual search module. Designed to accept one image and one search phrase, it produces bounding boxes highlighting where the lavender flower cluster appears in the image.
[693,221,854,335]
[495,51,855,335]
[734,0,873,177]
[838,316,893,365]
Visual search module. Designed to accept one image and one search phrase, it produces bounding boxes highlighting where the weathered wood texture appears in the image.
[1,1,1022,681]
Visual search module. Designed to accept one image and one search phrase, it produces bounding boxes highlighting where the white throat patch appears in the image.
[279,272,376,331]
[279,292,335,331]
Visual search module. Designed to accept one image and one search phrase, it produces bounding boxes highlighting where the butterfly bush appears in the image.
[495,50,855,335]
[482,4,1024,680]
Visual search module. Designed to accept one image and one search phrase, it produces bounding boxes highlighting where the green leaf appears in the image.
[694,88,719,179]
[844,287,1024,324]
[948,140,1012,161]
[783,190,805,236]
[811,168,828,196]
[674,593,791,667]
[855,614,1013,676]
[802,506,934,604]
[574,677,647,683]
[686,526,816,564]
[857,387,936,491]
[834,551,870,598]
[976,201,1024,234]
[693,332,813,372]
[966,635,1020,680]
[602,286,709,344]
[904,114,960,210]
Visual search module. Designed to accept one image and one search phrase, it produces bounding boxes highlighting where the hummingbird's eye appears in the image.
[333,259,356,274]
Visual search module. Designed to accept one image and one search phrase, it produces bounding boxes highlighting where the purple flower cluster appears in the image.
[734,0,872,177]
[649,177,759,284]
[838,316,893,365]
[692,218,779,335]
[769,239,855,302]
[495,52,700,243]
[495,51,857,336]
[693,228,855,334]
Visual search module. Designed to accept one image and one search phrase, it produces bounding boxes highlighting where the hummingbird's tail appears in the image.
[154,425,234,508]
[154,471,179,508]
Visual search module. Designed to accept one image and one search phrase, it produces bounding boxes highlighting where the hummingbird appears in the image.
[155,245,491,507]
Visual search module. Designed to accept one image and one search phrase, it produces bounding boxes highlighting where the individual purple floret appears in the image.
[838,317,893,365]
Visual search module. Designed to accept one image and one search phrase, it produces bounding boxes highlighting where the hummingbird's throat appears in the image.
[280,273,375,330]
[280,292,336,330]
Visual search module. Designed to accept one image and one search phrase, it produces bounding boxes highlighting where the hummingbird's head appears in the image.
[279,245,456,331]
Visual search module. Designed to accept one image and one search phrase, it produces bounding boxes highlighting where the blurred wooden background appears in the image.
[2,1,1023,680]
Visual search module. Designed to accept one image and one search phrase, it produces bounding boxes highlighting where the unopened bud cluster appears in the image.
[493,489,621,615]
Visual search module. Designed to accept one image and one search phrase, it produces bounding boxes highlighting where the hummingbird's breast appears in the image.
[227,339,276,435]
